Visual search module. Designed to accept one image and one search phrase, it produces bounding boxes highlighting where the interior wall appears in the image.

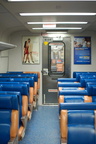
[0,30,10,73]
[8,30,96,104]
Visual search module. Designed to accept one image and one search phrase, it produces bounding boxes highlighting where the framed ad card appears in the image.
[74,36,91,64]
[22,36,40,64]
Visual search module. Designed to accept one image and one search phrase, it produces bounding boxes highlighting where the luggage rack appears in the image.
[0,41,17,51]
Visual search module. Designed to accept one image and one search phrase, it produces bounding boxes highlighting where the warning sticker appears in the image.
[48,89,58,92]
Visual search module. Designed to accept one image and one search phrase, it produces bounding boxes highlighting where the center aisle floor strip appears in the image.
[19,105,60,144]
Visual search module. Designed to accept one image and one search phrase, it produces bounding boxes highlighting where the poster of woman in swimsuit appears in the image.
[22,36,40,64]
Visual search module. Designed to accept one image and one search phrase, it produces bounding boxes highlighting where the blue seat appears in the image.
[59,89,87,96]
[59,103,96,144]
[0,91,22,120]
[58,78,76,82]
[59,84,96,96]
[57,72,96,83]
[0,90,28,140]
[76,73,96,82]
[0,78,34,109]
[63,96,84,103]
[80,78,96,87]
[7,71,40,90]
[0,83,29,139]
[58,87,84,91]
[0,74,39,109]
[73,71,96,78]
[58,74,96,89]
[9,78,34,111]
[7,71,23,74]
[0,94,19,144]
[58,83,96,104]
[0,73,38,96]
[58,82,81,88]
[0,73,38,82]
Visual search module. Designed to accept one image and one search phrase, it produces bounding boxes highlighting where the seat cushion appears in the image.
[64,96,84,103]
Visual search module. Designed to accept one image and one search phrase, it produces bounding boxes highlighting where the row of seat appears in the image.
[0,71,40,144]
[57,71,96,144]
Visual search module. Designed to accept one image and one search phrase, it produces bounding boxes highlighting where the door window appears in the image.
[48,41,65,76]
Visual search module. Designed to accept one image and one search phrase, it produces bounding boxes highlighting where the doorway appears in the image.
[42,36,71,104]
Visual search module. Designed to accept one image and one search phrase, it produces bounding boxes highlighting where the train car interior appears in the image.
[0,0,96,144]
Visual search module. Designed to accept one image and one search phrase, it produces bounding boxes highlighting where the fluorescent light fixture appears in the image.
[7,0,96,1]
[47,32,67,34]
[32,27,82,30]
[20,13,96,16]
[27,22,88,24]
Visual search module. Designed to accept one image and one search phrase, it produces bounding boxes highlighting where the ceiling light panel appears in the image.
[32,27,82,30]
[8,0,96,1]
[20,13,96,16]
[27,22,88,24]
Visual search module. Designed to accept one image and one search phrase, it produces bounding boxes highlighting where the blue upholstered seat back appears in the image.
[68,110,94,125]
[0,83,29,96]
[0,77,34,87]
[81,78,96,87]
[0,124,10,144]
[0,81,30,93]
[59,89,87,95]
[7,71,23,74]
[73,72,96,78]
[77,74,96,82]
[67,110,95,144]
[0,95,18,144]
[9,77,34,87]
[0,73,38,82]
[68,126,95,144]
[60,87,81,90]
[57,78,76,82]
[58,82,81,87]
[0,84,28,127]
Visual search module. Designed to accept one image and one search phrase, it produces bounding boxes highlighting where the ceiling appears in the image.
[1,0,96,35]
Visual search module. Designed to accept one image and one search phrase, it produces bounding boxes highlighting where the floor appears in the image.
[19,105,60,144]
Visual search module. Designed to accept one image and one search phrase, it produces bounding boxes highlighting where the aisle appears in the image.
[19,105,60,144]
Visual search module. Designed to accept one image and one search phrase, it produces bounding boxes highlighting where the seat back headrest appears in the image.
[68,110,94,125]
[1,84,29,96]
[59,89,87,96]
[59,102,96,112]
[77,74,96,82]
[0,73,38,82]
[10,77,34,87]
[0,95,18,109]
[0,91,22,105]
[80,78,96,87]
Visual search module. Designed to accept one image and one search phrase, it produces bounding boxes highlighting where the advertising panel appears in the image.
[74,36,91,64]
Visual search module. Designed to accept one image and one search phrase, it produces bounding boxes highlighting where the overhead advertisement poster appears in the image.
[74,36,91,64]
